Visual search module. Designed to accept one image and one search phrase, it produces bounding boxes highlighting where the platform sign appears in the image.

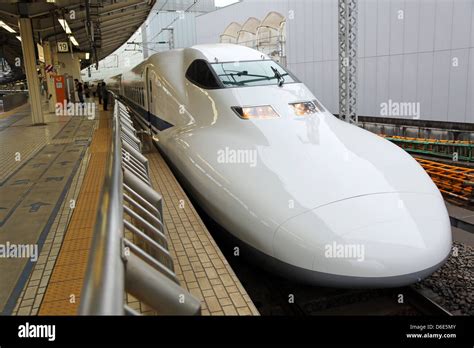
[57,41,69,52]
[37,43,44,62]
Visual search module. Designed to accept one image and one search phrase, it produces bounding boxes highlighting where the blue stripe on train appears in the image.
[150,113,174,131]
[124,98,174,131]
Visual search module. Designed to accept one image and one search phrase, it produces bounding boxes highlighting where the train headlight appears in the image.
[289,101,321,116]
[231,105,279,120]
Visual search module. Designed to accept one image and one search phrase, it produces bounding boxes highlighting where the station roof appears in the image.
[220,22,241,42]
[239,17,261,35]
[259,11,285,30]
[0,0,156,71]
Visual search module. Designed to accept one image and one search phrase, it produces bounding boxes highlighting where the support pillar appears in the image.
[338,0,358,125]
[73,55,81,80]
[18,17,44,125]
[141,23,149,59]
[43,41,57,113]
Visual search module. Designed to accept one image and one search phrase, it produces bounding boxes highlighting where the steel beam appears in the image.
[338,0,358,125]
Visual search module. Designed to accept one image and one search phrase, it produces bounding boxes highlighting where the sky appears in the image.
[214,0,240,8]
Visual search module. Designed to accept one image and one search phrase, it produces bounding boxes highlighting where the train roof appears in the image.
[188,43,270,62]
[117,44,272,81]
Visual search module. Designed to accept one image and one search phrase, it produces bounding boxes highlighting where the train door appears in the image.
[145,67,152,121]
[147,67,170,127]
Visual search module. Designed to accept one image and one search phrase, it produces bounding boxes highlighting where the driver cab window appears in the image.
[185,60,221,89]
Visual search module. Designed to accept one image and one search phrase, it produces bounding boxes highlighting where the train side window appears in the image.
[185,59,221,89]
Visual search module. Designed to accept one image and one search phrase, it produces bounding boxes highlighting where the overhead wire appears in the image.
[146,0,199,45]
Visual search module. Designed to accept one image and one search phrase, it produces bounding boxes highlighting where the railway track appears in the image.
[414,157,474,205]
[404,287,452,316]
[375,134,474,206]
[381,135,474,162]
[236,268,453,316]
[240,272,452,316]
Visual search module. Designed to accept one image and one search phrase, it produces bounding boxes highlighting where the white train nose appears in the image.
[273,192,452,286]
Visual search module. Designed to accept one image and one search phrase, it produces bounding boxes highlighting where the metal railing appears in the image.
[79,97,201,315]
[380,135,474,162]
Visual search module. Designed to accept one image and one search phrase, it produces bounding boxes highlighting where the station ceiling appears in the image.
[0,0,157,77]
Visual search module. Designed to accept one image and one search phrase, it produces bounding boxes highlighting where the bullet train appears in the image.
[109,44,452,288]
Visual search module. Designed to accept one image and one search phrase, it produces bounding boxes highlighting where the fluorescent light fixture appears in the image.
[0,21,16,33]
[58,19,71,34]
[16,36,21,41]
[70,36,79,46]
[85,52,90,59]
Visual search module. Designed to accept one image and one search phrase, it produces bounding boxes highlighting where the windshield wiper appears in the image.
[271,66,285,87]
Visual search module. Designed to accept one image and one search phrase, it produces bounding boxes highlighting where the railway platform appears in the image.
[0,99,258,316]
[446,203,474,246]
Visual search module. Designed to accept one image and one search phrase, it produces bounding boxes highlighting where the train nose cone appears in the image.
[273,192,452,287]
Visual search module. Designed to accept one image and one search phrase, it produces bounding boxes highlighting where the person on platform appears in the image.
[74,78,78,99]
[101,82,108,111]
[84,83,90,98]
[91,84,97,98]
[75,79,84,106]
[97,82,102,104]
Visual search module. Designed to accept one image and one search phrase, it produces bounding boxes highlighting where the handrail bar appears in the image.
[79,99,125,315]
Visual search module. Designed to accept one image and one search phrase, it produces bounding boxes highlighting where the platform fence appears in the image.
[79,97,201,315]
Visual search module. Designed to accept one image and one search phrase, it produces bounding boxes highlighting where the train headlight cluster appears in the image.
[289,101,321,116]
[232,105,280,120]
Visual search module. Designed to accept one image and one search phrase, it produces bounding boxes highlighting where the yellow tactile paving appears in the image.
[48,261,90,283]
[38,111,111,315]
[146,151,259,316]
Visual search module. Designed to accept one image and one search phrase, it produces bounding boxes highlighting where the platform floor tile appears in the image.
[0,103,82,182]
[0,100,100,315]
[146,151,259,316]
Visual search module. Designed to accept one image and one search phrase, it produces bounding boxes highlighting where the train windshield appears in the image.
[211,60,297,88]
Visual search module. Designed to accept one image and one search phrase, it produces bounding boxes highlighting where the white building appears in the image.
[195,0,474,124]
